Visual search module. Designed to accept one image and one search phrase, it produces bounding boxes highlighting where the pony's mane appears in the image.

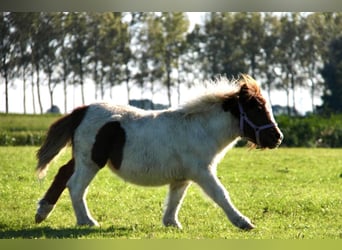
[238,74,264,102]
[180,74,261,116]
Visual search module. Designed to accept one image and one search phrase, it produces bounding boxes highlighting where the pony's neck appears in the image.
[187,106,241,153]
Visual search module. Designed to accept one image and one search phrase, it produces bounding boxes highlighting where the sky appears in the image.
[0,12,321,115]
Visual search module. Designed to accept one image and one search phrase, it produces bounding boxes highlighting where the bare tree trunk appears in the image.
[177,77,181,106]
[126,80,131,103]
[93,59,98,100]
[100,80,104,100]
[63,76,67,114]
[125,64,131,104]
[100,68,105,100]
[73,75,76,108]
[286,88,290,116]
[291,72,296,115]
[149,79,155,104]
[4,72,8,114]
[309,62,317,112]
[267,85,272,107]
[310,78,315,112]
[265,73,273,107]
[35,64,43,114]
[31,69,36,114]
[166,69,172,107]
[80,82,85,105]
[80,65,85,105]
[22,67,27,114]
[285,72,291,116]
[47,73,54,109]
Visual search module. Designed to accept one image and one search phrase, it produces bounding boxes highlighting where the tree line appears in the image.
[1,12,342,114]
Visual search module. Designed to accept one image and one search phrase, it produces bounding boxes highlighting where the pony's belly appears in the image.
[109,164,176,187]
[114,171,172,186]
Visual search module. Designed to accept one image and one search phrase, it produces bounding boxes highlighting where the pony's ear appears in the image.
[238,78,261,103]
[222,95,239,117]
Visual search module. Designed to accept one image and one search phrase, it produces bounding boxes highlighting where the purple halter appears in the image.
[238,102,277,146]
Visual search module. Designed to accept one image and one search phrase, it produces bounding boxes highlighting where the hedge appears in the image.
[276,114,342,148]
[0,113,341,147]
[0,131,46,146]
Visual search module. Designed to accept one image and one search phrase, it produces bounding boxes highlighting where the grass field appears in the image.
[0,146,341,239]
[0,113,60,146]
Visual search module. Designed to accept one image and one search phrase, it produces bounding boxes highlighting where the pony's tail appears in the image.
[36,106,88,179]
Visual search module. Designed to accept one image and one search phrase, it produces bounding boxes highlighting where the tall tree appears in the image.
[39,13,60,110]
[186,23,206,83]
[260,13,281,106]
[240,12,265,78]
[9,12,32,114]
[277,13,303,115]
[119,13,133,102]
[0,13,11,113]
[54,12,72,113]
[105,13,131,99]
[133,12,161,101]
[299,13,326,112]
[28,13,46,114]
[145,12,189,106]
[3,12,342,115]
[127,12,148,101]
[87,13,129,100]
[88,13,103,100]
[68,12,90,105]
[162,12,189,106]
[202,13,248,80]
[320,36,342,113]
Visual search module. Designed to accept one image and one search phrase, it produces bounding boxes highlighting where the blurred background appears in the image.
[1,12,342,147]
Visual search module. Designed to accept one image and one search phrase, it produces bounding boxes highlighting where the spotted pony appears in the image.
[35,75,283,230]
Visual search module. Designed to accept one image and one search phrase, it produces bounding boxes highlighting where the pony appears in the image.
[35,74,283,230]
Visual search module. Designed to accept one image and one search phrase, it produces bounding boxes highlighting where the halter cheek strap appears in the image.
[238,102,277,146]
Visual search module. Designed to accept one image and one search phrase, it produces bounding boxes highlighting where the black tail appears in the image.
[36,106,88,179]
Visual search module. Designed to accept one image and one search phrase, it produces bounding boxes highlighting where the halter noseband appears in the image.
[238,102,277,146]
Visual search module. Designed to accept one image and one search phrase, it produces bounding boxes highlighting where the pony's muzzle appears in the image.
[268,127,283,148]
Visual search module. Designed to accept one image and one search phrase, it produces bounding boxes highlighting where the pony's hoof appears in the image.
[77,219,100,227]
[35,199,55,223]
[235,216,255,230]
[240,221,255,230]
[35,213,46,224]
[163,219,183,229]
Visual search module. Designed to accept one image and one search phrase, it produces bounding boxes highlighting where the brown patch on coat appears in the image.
[41,159,75,205]
[91,121,126,169]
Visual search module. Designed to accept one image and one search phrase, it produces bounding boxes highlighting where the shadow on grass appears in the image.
[0,225,134,239]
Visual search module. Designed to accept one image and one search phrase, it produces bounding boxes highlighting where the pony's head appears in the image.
[223,74,283,149]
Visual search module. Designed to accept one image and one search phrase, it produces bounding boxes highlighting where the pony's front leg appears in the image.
[67,163,99,226]
[162,181,191,229]
[194,171,255,230]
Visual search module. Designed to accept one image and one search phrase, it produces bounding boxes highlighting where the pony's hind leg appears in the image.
[162,181,191,229]
[35,159,75,223]
[194,170,255,230]
[67,161,99,226]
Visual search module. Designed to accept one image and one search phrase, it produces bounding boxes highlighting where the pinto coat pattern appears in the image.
[35,75,283,230]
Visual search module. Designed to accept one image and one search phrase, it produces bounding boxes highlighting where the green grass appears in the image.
[0,113,60,146]
[0,147,341,239]
[0,113,60,131]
